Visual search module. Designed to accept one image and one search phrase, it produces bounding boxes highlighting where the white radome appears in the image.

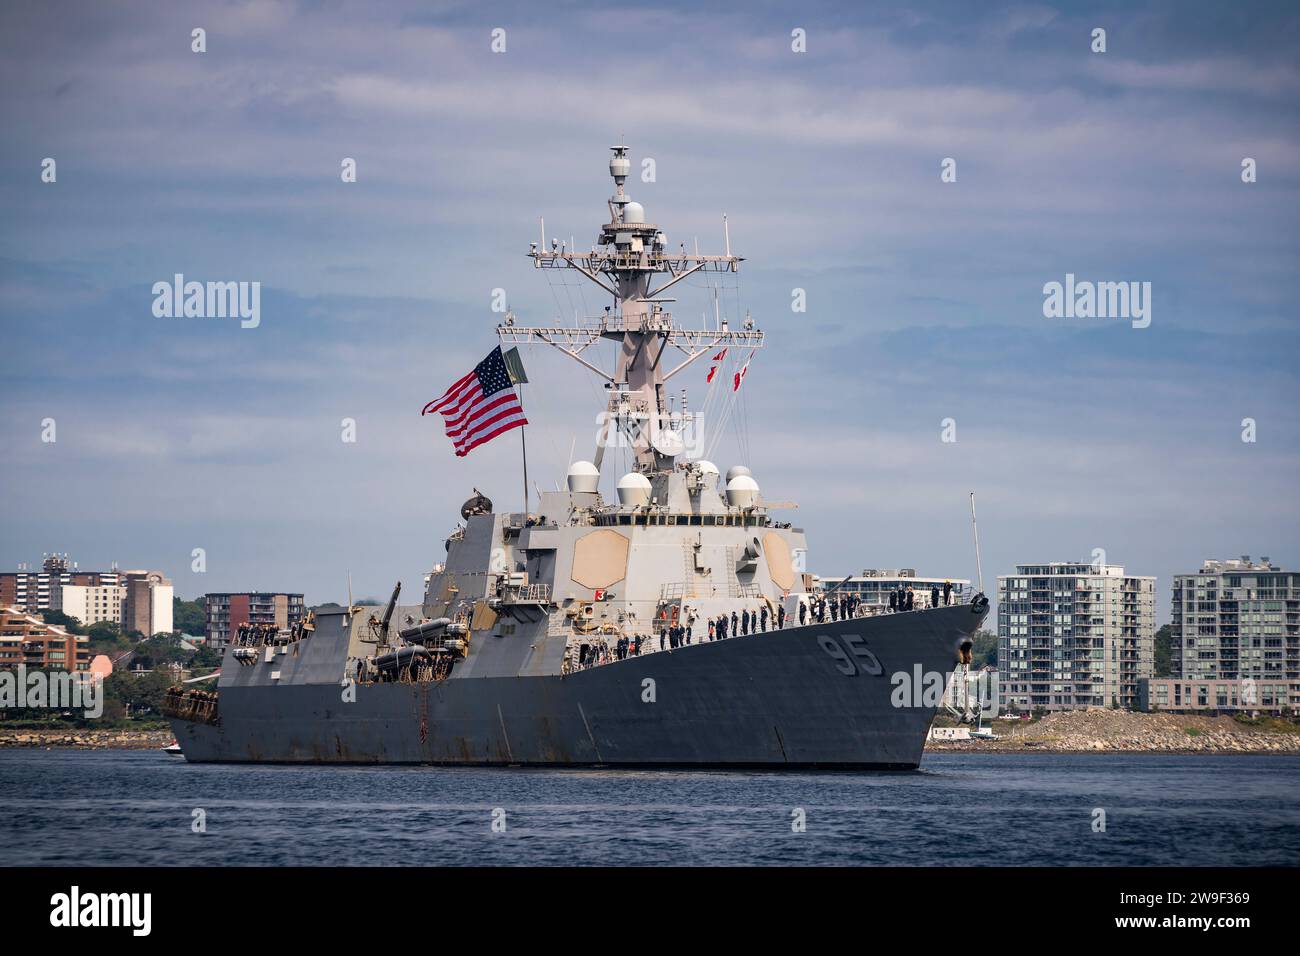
[725,474,759,509]
[617,471,652,508]
[725,464,753,485]
[623,201,646,224]
[566,460,600,494]
[696,459,720,480]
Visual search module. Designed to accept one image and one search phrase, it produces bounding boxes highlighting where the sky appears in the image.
[1,0,1297,622]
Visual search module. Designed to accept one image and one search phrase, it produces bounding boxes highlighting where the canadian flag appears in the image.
[733,349,756,392]
[706,348,727,383]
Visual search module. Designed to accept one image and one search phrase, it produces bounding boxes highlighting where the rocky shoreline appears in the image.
[0,728,173,750]
[927,710,1300,754]
[3,712,1298,755]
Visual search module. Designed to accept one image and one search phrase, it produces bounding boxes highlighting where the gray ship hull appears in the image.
[171,603,985,769]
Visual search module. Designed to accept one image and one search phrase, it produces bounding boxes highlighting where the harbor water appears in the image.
[1,750,1296,866]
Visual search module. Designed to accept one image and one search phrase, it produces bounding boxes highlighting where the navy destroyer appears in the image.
[165,145,988,767]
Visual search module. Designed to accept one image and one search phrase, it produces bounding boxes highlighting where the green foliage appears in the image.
[86,620,130,658]
[1153,624,1174,678]
[0,667,73,721]
[972,628,997,668]
[39,610,85,634]
[190,645,221,671]
[172,596,206,635]
[103,671,173,718]
[1184,726,1202,737]
[134,633,189,666]
[1232,714,1300,734]
[0,666,176,728]
[87,619,125,643]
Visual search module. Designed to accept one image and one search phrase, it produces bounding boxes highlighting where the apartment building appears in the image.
[1171,556,1300,683]
[1,556,172,637]
[1140,676,1297,714]
[60,583,126,627]
[0,554,124,613]
[0,606,91,672]
[120,571,173,637]
[998,562,1155,712]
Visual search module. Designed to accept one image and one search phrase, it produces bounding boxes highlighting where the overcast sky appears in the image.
[1,0,1296,621]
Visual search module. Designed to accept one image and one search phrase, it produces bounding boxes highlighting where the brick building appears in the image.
[0,606,91,672]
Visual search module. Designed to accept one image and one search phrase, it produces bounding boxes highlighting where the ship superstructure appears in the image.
[165,145,988,767]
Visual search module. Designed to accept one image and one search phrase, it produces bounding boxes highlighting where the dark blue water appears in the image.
[1,750,1297,866]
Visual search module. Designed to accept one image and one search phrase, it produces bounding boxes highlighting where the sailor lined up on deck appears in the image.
[888,586,915,611]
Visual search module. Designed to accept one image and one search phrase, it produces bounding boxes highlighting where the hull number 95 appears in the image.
[818,634,884,676]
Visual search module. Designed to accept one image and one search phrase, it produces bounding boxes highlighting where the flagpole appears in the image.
[519,386,529,516]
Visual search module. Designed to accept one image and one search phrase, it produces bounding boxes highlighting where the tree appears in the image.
[190,645,222,671]
[87,620,129,654]
[135,633,190,667]
[104,671,173,718]
[972,628,998,668]
[39,610,84,634]
[1154,624,1174,678]
[172,596,206,635]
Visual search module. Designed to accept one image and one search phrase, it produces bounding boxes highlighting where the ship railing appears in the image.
[232,622,306,648]
[501,583,551,605]
[162,686,220,726]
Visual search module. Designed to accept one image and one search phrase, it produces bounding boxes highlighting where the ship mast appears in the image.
[498,143,764,477]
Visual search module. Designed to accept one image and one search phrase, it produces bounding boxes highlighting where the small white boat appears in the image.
[162,741,184,756]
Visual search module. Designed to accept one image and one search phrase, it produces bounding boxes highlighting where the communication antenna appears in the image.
[969,492,984,593]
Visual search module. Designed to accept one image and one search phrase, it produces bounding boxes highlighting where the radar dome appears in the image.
[696,460,720,481]
[567,460,600,494]
[725,474,759,509]
[725,465,752,485]
[616,472,652,508]
[623,201,646,224]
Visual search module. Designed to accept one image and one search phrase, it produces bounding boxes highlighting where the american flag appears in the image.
[422,346,528,457]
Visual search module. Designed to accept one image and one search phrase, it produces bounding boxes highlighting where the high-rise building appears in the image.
[1171,557,1300,682]
[204,592,304,649]
[0,556,174,631]
[59,583,126,627]
[0,554,125,613]
[0,606,91,671]
[998,563,1155,712]
[120,571,173,637]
